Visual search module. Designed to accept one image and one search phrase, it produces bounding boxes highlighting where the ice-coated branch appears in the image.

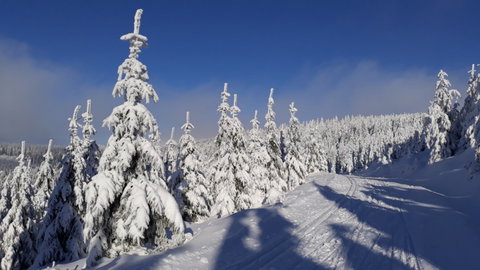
[86,99,92,116]
[289,102,299,125]
[436,69,451,89]
[181,111,195,134]
[438,69,445,77]
[437,69,447,80]
[69,105,81,137]
[17,140,26,165]
[47,139,53,155]
[120,9,148,59]
[250,110,260,130]
[69,105,81,129]
[170,127,175,141]
[218,82,231,117]
[82,100,93,123]
[268,88,275,105]
[231,93,240,117]
[289,102,297,117]
[21,140,25,157]
[82,99,96,141]
[469,64,476,78]
[221,82,230,104]
[265,88,276,124]
[134,9,143,35]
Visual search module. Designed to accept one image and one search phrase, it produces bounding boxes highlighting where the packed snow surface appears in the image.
[57,151,480,270]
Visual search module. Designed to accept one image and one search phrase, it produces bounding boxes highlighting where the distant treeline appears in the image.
[0,143,66,172]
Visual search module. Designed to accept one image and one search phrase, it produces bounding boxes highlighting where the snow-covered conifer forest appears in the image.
[2,8,480,270]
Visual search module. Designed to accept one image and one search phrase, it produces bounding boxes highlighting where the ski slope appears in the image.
[57,151,480,270]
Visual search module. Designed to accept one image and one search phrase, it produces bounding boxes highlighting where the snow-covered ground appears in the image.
[57,150,480,270]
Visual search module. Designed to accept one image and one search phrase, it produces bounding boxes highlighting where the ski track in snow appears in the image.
[57,171,480,270]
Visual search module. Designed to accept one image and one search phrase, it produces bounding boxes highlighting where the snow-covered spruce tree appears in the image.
[32,105,92,268]
[227,94,254,211]
[0,174,12,222]
[336,142,355,173]
[0,170,7,194]
[263,88,287,203]
[209,85,253,217]
[246,110,271,207]
[208,83,235,217]
[164,127,179,192]
[81,99,100,183]
[425,70,461,164]
[0,170,6,184]
[448,90,462,154]
[303,124,328,174]
[284,102,307,191]
[32,139,56,221]
[464,66,480,171]
[0,169,8,222]
[460,64,480,149]
[83,10,184,267]
[173,111,211,222]
[0,141,36,270]
[458,66,480,172]
[0,170,8,214]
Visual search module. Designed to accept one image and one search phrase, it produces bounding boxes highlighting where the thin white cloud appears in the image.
[0,38,113,145]
[275,61,440,123]
[0,38,74,144]
[0,37,460,146]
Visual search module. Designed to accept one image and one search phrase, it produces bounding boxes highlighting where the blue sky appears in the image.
[0,0,478,145]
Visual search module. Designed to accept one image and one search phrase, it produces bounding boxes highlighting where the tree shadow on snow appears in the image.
[94,207,326,270]
[213,208,327,270]
[314,180,480,270]
[314,183,419,270]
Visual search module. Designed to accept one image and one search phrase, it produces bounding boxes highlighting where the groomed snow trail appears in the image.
[60,171,480,270]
